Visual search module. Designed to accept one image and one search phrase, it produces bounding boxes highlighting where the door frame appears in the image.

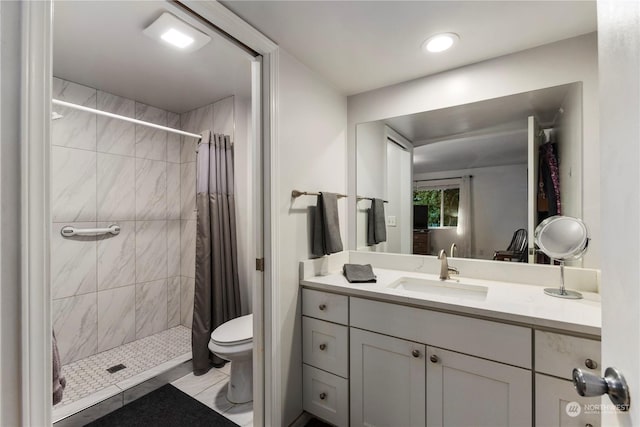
[20,1,280,425]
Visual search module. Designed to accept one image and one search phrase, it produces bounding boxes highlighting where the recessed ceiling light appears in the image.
[422,33,459,53]
[161,28,194,49]
[144,12,211,53]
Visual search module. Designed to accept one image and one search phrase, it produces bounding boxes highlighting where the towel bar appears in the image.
[61,224,120,237]
[356,196,389,203]
[291,190,347,199]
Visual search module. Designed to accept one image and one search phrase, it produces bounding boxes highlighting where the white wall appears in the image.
[348,33,600,268]
[386,141,412,253]
[557,83,582,220]
[276,49,347,425]
[415,164,528,259]
[0,1,23,424]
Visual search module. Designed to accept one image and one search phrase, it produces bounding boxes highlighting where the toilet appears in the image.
[208,313,253,404]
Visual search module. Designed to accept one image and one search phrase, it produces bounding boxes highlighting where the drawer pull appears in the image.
[430,355,439,363]
[585,358,598,369]
[585,424,593,427]
[319,392,327,400]
[318,304,327,311]
[412,349,420,358]
[319,343,327,351]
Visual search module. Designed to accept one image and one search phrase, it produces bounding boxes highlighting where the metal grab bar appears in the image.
[60,224,120,237]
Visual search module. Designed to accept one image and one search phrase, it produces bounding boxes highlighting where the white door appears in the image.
[535,374,601,427]
[426,346,532,427]
[527,115,541,263]
[350,328,426,427]
[598,1,640,425]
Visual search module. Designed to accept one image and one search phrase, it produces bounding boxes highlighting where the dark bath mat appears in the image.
[85,384,239,427]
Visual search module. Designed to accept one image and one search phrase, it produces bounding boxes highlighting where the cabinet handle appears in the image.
[319,343,327,351]
[585,358,598,369]
[412,350,420,358]
[585,424,593,427]
[319,392,327,400]
[318,304,327,311]
[430,355,439,363]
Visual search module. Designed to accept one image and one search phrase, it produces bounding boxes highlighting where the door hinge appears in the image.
[255,258,265,272]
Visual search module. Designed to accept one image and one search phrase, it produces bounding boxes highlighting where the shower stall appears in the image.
[50,1,255,422]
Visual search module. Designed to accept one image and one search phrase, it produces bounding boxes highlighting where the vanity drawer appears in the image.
[535,330,601,380]
[303,316,349,377]
[302,288,349,325]
[303,364,349,427]
[350,297,532,368]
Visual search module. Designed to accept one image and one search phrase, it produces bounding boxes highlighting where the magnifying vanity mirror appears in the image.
[355,82,584,265]
[535,215,589,299]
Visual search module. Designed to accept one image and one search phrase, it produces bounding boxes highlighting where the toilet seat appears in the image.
[210,314,253,346]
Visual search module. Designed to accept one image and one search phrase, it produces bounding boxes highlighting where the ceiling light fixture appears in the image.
[144,12,211,53]
[422,33,459,53]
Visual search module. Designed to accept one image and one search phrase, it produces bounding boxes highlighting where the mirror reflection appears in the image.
[356,82,583,263]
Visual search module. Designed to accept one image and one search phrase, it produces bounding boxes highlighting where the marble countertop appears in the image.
[301,267,601,337]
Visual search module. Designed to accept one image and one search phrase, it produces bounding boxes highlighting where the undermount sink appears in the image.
[386,277,488,300]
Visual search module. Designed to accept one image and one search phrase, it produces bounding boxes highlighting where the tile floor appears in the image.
[172,366,253,427]
[55,326,191,408]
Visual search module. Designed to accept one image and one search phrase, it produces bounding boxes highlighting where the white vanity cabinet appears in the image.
[301,287,600,427]
[534,331,602,427]
[350,328,426,427]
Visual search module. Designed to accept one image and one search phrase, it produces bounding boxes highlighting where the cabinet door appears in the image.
[350,328,426,427]
[426,347,532,427]
[535,374,600,427]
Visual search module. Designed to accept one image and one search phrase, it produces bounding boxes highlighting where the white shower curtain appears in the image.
[456,175,472,257]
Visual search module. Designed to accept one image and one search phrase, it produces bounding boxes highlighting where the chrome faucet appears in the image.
[438,249,459,280]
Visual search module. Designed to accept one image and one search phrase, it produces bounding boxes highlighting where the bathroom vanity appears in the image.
[299,252,602,427]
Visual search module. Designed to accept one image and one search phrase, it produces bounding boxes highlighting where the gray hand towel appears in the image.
[53,331,66,405]
[372,198,387,244]
[343,264,377,283]
[366,208,375,246]
[311,192,343,256]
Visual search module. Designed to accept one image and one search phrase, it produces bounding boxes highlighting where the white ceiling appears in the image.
[381,83,575,173]
[53,1,253,113]
[222,0,596,95]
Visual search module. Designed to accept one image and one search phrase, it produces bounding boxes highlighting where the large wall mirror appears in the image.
[356,82,582,264]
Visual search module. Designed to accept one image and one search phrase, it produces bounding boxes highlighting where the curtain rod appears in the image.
[52,99,202,139]
[414,175,473,183]
[291,190,347,199]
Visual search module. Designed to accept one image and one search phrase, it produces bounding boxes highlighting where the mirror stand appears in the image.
[543,261,583,299]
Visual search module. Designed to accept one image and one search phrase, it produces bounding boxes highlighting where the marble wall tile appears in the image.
[167,163,181,220]
[97,221,135,291]
[52,146,97,222]
[136,279,168,339]
[180,220,196,279]
[180,277,195,328]
[52,78,97,151]
[213,96,235,141]
[180,104,212,163]
[135,220,168,283]
[180,162,196,220]
[53,293,98,364]
[168,220,181,278]
[51,222,97,300]
[136,103,167,161]
[97,285,135,352]
[96,91,135,156]
[136,158,166,220]
[167,277,181,328]
[167,112,181,164]
[97,153,135,221]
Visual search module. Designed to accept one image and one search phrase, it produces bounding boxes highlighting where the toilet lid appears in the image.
[211,314,253,345]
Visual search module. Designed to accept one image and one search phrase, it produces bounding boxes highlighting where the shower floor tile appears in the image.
[54,326,191,410]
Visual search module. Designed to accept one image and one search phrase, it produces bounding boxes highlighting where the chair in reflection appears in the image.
[493,228,528,262]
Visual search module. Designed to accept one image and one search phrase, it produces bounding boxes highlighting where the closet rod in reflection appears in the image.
[291,190,347,199]
[52,99,202,139]
[356,196,389,203]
